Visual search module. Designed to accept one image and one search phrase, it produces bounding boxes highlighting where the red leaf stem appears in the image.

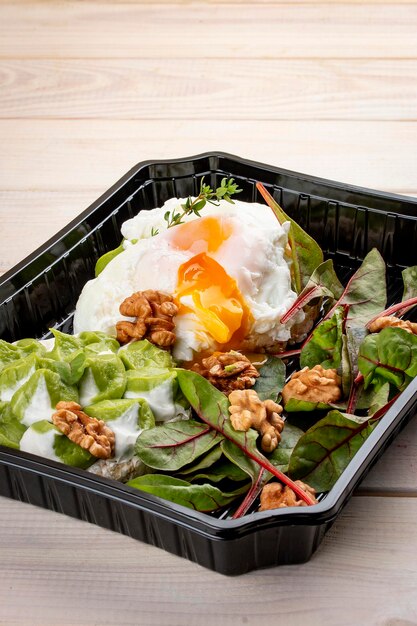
[232,468,267,519]
[366,296,417,328]
[194,405,315,506]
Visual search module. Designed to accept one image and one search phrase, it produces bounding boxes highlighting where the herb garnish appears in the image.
[163,177,242,228]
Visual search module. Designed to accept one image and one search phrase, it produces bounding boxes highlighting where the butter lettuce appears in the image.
[119,340,175,370]
[85,398,155,461]
[0,402,26,449]
[10,369,78,427]
[124,368,189,422]
[0,354,38,402]
[19,419,94,468]
[78,354,126,406]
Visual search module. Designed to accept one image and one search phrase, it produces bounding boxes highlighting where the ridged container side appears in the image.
[1,152,417,574]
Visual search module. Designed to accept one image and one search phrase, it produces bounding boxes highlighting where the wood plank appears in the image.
[0,495,416,624]
[8,0,417,4]
[2,59,417,121]
[0,191,97,275]
[1,3,417,59]
[0,120,416,193]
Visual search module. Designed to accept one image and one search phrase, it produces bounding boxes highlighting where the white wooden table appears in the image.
[1,1,417,624]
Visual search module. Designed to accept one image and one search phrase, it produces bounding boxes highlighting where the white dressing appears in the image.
[106,403,141,461]
[20,375,55,427]
[124,377,188,422]
[0,365,36,402]
[19,426,61,463]
[79,369,100,406]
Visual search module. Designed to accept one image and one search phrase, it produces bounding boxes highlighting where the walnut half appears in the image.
[116,290,178,348]
[259,480,317,511]
[193,351,259,395]
[281,364,342,406]
[368,315,417,335]
[52,401,115,459]
[228,389,284,453]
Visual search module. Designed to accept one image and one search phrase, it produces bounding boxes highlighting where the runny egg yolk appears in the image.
[175,252,253,345]
[169,216,233,254]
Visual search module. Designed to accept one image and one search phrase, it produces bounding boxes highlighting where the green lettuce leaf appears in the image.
[10,369,78,427]
[95,242,125,277]
[85,398,155,461]
[79,354,127,406]
[127,474,248,512]
[0,402,26,449]
[19,419,93,468]
[119,340,175,370]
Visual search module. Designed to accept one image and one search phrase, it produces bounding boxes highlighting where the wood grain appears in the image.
[1,3,417,59]
[1,120,416,194]
[1,58,416,121]
[0,495,416,625]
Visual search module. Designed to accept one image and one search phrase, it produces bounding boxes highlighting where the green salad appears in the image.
[1,181,417,517]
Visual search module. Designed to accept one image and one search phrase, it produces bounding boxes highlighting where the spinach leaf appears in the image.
[135,419,223,471]
[127,474,249,512]
[288,409,375,492]
[256,183,323,292]
[358,327,417,391]
[253,356,286,401]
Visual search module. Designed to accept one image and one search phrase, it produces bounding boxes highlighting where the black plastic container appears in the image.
[1,152,417,575]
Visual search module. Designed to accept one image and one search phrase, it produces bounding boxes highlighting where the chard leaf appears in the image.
[135,419,223,471]
[221,438,260,482]
[398,266,417,316]
[267,422,304,473]
[256,183,323,292]
[284,398,332,412]
[300,307,344,370]
[176,369,316,505]
[280,259,343,324]
[230,423,304,518]
[253,356,286,401]
[288,410,375,492]
[186,457,249,484]
[402,266,417,302]
[179,444,223,476]
[358,327,417,391]
[325,248,387,328]
[127,474,248,512]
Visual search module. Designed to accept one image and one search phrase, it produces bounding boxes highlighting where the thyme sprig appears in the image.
[163,177,242,229]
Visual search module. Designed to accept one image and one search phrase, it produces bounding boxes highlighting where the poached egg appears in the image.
[73,198,302,361]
